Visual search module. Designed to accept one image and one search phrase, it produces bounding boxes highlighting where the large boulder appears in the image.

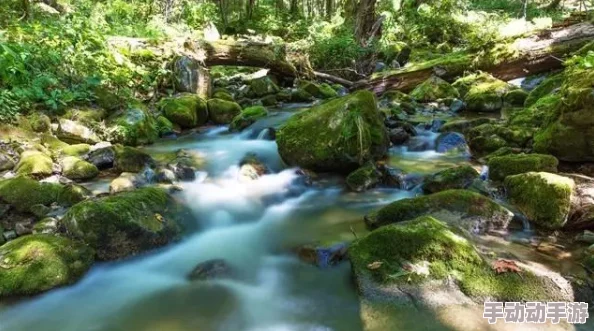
[207,99,242,124]
[173,56,211,98]
[422,166,479,194]
[505,172,574,229]
[453,72,515,113]
[0,234,94,298]
[61,156,99,181]
[61,188,184,260]
[365,189,513,233]
[350,216,571,310]
[56,119,100,144]
[15,151,54,178]
[229,106,268,132]
[107,106,158,146]
[409,76,459,102]
[487,153,558,181]
[159,94,208,128]
[276,91,389,173]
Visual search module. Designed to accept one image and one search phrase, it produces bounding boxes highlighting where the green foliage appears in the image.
[308,24,368,71]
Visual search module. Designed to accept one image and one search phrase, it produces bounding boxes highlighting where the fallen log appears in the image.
[352,22,594,94]
[313,71,354,87]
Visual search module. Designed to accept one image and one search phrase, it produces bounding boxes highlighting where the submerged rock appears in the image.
[435,132,469,154]
[188,259,234,281]
[505,172,574,229]
[61,187,184,260]
[487,153,558,181]
[276,90,389,173]
[296,242,348,268]
[422,165,479,194]
[0,234,94,298]
[365,189,513,234]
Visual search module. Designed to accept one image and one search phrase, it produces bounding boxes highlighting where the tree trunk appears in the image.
[352,22,594,94]
[354,0,377,46]
[22,0,30,19]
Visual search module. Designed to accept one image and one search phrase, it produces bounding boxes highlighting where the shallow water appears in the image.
[0,107,591,331]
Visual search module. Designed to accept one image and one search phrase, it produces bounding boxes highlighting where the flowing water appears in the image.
[0,105,590,331]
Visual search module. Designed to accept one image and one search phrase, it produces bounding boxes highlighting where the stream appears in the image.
[0,103,589,330]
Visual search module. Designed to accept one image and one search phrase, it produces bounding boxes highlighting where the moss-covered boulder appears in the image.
[15,151,54,178]
[290,88,315,102]
[159,94,208,128]
[28,113,51,133]
[299,81,338,99]
[56,119,100,145]
[207,99,242,124]
[524,73,564,107]
[60,144,91,157]
[0,177,86,215]
[61,188,184,260]
[423,166,479,194]
[507,94,561,127]
[346,162,382,192]
[156,116,174,136]
[61,156,99,181]
[350,216,571,305]
[212,90,234,101]
[439,117,493,134]
[409,76,459,102]
[487,153,558,181]
[0,234,94,298]
[62,107,107,125]
[504,89,528,106]
[0,151,15,171]
[247,76,280,98]
[113,145,155,173]
[365,189,513,233]
[260,94,277,106]
[229,106,268,132]
[466,123,533,156]
[276,90,389,173]
[453,72,514,112]
[107,106,158,146]
[505,172,574,229]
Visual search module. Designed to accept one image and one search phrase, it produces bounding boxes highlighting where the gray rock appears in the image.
[86,146,115,170]
[389,128,410,145]
[56,119,100,144]
[0,152,15,171]
[3,230,17,241]
[435,132,470,155]
[188,259,234,281]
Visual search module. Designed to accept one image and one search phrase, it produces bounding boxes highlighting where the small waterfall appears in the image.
[256,128,273,140]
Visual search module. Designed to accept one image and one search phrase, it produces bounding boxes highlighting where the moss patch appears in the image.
[423,165,479,194]
[61,156,99,181]
[108,106,158,146]
[15,151,53,178]
[229,106,268,132]
[487,153,558,181]
[159,93,208,128]
[0,177,86,214]
[113,145,155,173]
[409,76,459,102]
[346,162,382,192]
[505,172,574,229]
[524,73,564,107]
[0,234,94,297]
[207,99,242,124]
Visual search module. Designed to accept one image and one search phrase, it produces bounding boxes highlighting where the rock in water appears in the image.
[188,259,233,281]
[86,145,116,170]
[423,166,480,194]
[435,132,470,155]
[346,162,382,192]
[276,91,389,173]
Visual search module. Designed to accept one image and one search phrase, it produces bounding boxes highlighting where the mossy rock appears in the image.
[61,156,99,181]
[212,90,234,101]
[15,151,53,178]
[113,145,155,173]
[229,106,268,132]
[61,188,183,260]
[156,115,174,136]
[524,73,564,107]
[0,234,94,298]
[247,76,280,98]
[159,93,208,128]
[291,89,314,102]
[409,76,459,102]
[318,83,339,99]
[56,119,100,145]
[423,166,479,194]
[439,118,493,133]
[28,113,51,133]
[346,162,382,192]
[260,94,277,106]
[504,89,528,106]
[508,95,561,127]
[207,99,242,124]
[505,172,574,229]
[107,106,158,146]
[453,72,514,112]
[299,81,338,99]
[487,153,558,181]
[466,123,533,156]
[276,89,292,102]
[0,177,86,215]
[350,216,571,303]
[276,90,389,173]
[62,107,107,125]
[365,189,513,233]
[60,144,91,157]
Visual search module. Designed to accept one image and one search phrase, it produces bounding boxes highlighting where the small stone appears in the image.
[188,259,233,281]
[15,222,32,236]
[3,230,17,241]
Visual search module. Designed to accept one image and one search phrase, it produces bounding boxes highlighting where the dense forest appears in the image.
[0,0,594,330]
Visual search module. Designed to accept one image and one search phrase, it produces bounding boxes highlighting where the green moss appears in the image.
[108,106,158,146]
[248,76,280,97]
[212,90,234,101]
[508,95,561,127]
[505,172,574,229]
[366,189,512,231]
[453,72,513,112]
[260,94,277,106]
[276,89,292,102]
[291,88,314,102]
[466,123,534,156]
[0,234,94,297]
[319,83,339,99]
[409,76,459,102]
[159,93,208,128]
[0,177,86,214]
[504,89,528,106]
[487,153,558,181]
[524,73,564,107]
[15,151,53,178]
[371,51,471,81]
[207,98,242,124]
[229,106,268,132]
[61,156,99,181]
[61,187,181,260]
[61,144,91,157]
[156,115,174,136]
[276,90,389,173]
[439,118,493,133]
[350,216,561,301]
[113,145,155,173]
[422,166,479,194]
[27,113,51,133]
[346,162,381,192]
[62,107,107,125]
